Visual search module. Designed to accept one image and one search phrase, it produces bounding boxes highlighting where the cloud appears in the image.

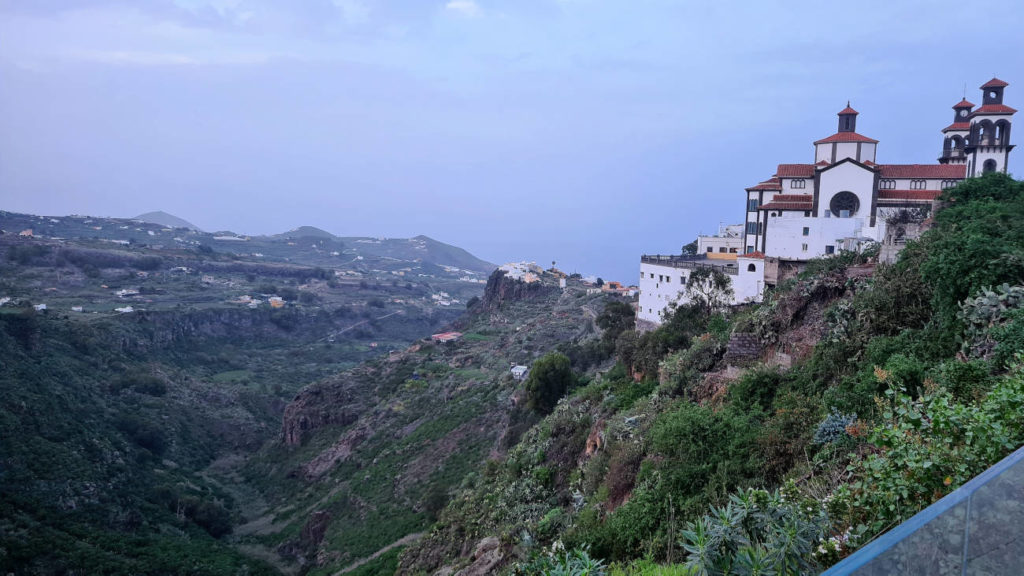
[445,0,481,18]
[331,0,371,24]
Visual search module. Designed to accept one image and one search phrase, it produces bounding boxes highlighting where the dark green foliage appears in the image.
[114,414,168,456]
[7,243,52,265]
[525,352,577,415]
[685,267,734,316]
[728,367,783,412]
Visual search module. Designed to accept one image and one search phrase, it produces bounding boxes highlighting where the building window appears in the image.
[910,179,927,190]
[984,159,998,174]
[729,247,738,253]
[801,243,808,252]
[746,245,754,253]
[649,273,654,279]
[880,179,896,190]
[718,247,727,253]
[825,245,835,254]
[747,198,759,211]
[824,210,831,218]
[706,246,713,253]
[746,222,758,234]
[665,276,670,283]
[747,263,756,272]
[941,179,958,189]
[802,227,809,236]
[792,179,806,189]
[757,222,763,235]
[804,210,811,217]
[680,277,685,284]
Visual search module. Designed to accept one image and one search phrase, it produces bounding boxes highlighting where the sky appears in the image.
[1,1,1023,281]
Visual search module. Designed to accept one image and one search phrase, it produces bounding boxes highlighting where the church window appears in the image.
[802,227,809,236]
[880,179,896,190]
[910,179,927,190]
[983,159,998,174]
[826,245,835,255]
[829,191,860,217]
[801,243,808,252]
[747,263,756,272]
[748,198,759,211]
[746,246,754,253]
[757,222,763,235]
[941,179,957,189]
[824,210,831,218]
[746,222,758,234]
[792,179,806,189]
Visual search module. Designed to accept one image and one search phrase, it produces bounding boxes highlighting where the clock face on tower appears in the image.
[960,109,968,118]
[830,191,860,217]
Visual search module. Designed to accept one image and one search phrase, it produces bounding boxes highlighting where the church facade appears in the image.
[638,78,1015,328]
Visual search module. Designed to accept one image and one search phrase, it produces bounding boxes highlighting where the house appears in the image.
[19,229,33,237]
[33,304,47,311]
[114,306,134,313]
[71,306,84,312]
[268,296,285,309]
[637,78,1015,328]
[431,331,463,343]
[511,365,529,381]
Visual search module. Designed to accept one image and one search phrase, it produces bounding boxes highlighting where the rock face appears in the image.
[282,382,366,446]
[475,270,554,312]
[453,537,503,576]
[723,332,761,364]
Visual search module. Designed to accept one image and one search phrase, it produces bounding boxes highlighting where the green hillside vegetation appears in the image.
[395,173,1024,575]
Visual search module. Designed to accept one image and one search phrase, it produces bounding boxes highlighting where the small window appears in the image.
[665,276,670,283]
[941,179,958,189]
[825,245,835,255]
[824,210,831,218]
[747,263,756,272]
[729,247,738,253]
[746,222,758,234]
[746,245,754,253]
[706,246,713,253]
[910,179,927,190]
[680,277,685,284]
[801,243,808,252]
[983,159,998,174]
[880,179,896,190]
[649,273,654,279]
[747,198,759,211]
[802,227,809,236]
[757,222,763,235]
[804,210,811,217]
[792,179,806,189]
[718,247,727,253]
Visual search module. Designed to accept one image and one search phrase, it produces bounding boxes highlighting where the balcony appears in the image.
[640,254,739,275]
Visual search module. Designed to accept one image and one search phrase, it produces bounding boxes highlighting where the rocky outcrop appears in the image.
[301,422,372,478]
[723,332,761,364]
[282,381,366,446]
[453,538,503,576]
[474,270,555,313]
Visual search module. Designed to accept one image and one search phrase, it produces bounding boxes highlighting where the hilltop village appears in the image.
[637,78,1016,329]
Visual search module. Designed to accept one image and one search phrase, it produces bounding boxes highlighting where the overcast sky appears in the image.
[1,0,1023,280]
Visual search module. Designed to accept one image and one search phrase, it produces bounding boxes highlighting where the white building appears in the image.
[639,78,1015,328]
[697,224,744,257]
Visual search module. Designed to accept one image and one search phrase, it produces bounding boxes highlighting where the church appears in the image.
[637,78,1015,329]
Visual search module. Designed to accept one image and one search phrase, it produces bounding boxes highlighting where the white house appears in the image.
[511,365,529,381]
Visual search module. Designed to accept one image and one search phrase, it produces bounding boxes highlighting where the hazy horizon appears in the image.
[2,0,1023,281]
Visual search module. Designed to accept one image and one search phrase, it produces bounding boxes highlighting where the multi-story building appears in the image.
[638,78,1014,328]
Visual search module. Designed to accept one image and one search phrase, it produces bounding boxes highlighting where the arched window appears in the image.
[978,120,996,145]
[747,263,757,272]
[983,159,998,174]
[941,179,958,189]
[951,135,965,153]
[880,179,896,190]
[910,179,927,190]
[995,120,1011,145]
[791,179,806,189]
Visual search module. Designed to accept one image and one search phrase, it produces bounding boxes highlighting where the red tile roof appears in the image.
[838,105,859,115]
[862,160,878,166]
[760,202,813,211]
[953,98,975,109]
[878,190,942,201]
[971,104,1017,115]
[878,164,967,178]
[943,122,971,132]
[775,164,816,178]
[813,132,879,144]
[746,178,782,191]
[772,194,814,202]
[981,78,1009,89]
[740,251,766,260]
[816,160,831,166]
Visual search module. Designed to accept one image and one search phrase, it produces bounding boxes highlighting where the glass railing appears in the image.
[821,445,1024,575]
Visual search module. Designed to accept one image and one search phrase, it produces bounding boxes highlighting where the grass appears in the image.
[609,560,694,575]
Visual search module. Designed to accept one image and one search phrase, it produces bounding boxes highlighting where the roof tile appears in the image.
[813,132,880,144]
[878,164,967,178]
[981,78,1009,89]
[775,164,816,178]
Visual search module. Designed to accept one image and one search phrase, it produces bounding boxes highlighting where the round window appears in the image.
[829,191,860,216]
[990,91,998,99]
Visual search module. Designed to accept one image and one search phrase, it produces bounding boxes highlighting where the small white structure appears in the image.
[33,303,47,311]
[115,306,134,313]
[71,306,84,312]
[511,365,529,381]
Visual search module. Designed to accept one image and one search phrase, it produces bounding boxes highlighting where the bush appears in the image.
[812,408,857,446]
[525,352,577,415]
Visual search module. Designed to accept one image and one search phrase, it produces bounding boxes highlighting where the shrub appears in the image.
[525,352,577,415]
[812,408,857,446]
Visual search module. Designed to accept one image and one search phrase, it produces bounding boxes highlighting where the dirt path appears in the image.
[322,310,404,341]
[334,532,424,575]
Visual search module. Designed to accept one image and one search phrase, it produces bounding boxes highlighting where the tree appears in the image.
[524,352,576,415]
[595,277,605,287]
[685,267,734,316]
[682,240,698,256]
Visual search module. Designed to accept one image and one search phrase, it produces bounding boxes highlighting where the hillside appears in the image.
[234,271,623,575]
[394,173,1024,575]
[135,210,201,231]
